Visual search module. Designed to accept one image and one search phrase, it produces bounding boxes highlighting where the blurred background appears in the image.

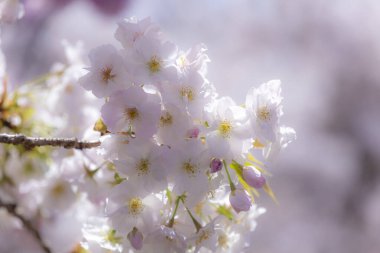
[2,0,380,252]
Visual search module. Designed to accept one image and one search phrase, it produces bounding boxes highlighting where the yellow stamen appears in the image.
[101,67,116,83]
[196,230,211,245]
[218,120,232,138]
[179,86,195,101]
[147,56,161,73]
[128,198,144,215]
[257,106,271,121]
[160,111,173,126]
[51,183,65,197]
[182,161,198,176]
[136,159,150,176]
[124,107,139,121]
[218,233,229,249]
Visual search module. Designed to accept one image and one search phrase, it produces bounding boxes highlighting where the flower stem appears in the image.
[167,195,182,228]
[223,160,236,191]
[180,198,202,232]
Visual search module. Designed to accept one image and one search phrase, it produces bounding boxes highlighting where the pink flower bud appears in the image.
[127,227,143,250]
[243,167,266,189]
[186,127,200,138]
[210,158,223,173]
[229,189,251,213]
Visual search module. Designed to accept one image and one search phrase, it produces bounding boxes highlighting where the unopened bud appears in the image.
[127,227,143,250]
[210,158,223,173]
[229,189,251,213]
[243,167,266,189]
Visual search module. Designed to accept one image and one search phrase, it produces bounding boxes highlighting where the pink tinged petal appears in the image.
[127,227,143,250]
[229,189,251,213]
[186,127,200,138]
[243,167,266,189]
[210,158,222,173]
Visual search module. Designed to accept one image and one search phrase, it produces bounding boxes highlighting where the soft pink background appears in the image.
[3,0,380,252]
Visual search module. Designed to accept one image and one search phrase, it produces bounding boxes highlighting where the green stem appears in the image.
[180,198,202,232]
[223,160,236,191]
[167,196,182,228]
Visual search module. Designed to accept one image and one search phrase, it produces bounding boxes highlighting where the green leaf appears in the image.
[216,205,234,221]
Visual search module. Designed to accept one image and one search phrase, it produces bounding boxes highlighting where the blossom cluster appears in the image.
[0,14,295,253]
[78,17,296,252]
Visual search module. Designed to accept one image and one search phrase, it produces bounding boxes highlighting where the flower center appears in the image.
[182,161,198,177]
[147,56,161,73]
[160,111,173,126]
[177,55,188,70]
[179,86,195,102]
[51,182,66,197]
[218,233,229,249]
[101,67,116,83]
[196,229,211,245]
[218,120,232,138]
[128,198,144,215]
[124,107,139,121]
[257,106,271,121]
[136,159,150,176]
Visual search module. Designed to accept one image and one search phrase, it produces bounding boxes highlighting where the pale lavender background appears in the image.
[2,0,380,252]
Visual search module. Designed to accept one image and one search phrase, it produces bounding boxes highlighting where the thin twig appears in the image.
[0,199,51,253]
[0,133,101,149]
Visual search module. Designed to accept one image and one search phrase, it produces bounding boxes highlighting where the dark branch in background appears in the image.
[0,133,101,149]
[0,199,51,253]
[0,134,100,252]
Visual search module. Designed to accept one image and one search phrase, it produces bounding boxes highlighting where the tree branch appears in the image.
[0,133,101,149]
[0,199,51,253]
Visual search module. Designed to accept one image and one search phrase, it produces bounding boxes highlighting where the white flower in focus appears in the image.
[101,86,161,138]
[161,69,210,119]
[206,96,249,160]
[125,35,178,85]
[80,44,130,98]
[246,80,283,143]
[115,17,160,50]
[107,181,162,234]
[156,103,192,146]
[113,138,170,193]
[170,139,210,207]
[176,43,210,76]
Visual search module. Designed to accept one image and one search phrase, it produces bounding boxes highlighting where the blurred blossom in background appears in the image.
[2,0,380,252]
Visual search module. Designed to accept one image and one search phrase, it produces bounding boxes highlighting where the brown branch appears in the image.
[0,133,101,149]
[0,199,51,253]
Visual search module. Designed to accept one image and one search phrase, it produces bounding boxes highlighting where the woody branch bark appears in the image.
[0,133,101,149]
[0,199,51,253]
